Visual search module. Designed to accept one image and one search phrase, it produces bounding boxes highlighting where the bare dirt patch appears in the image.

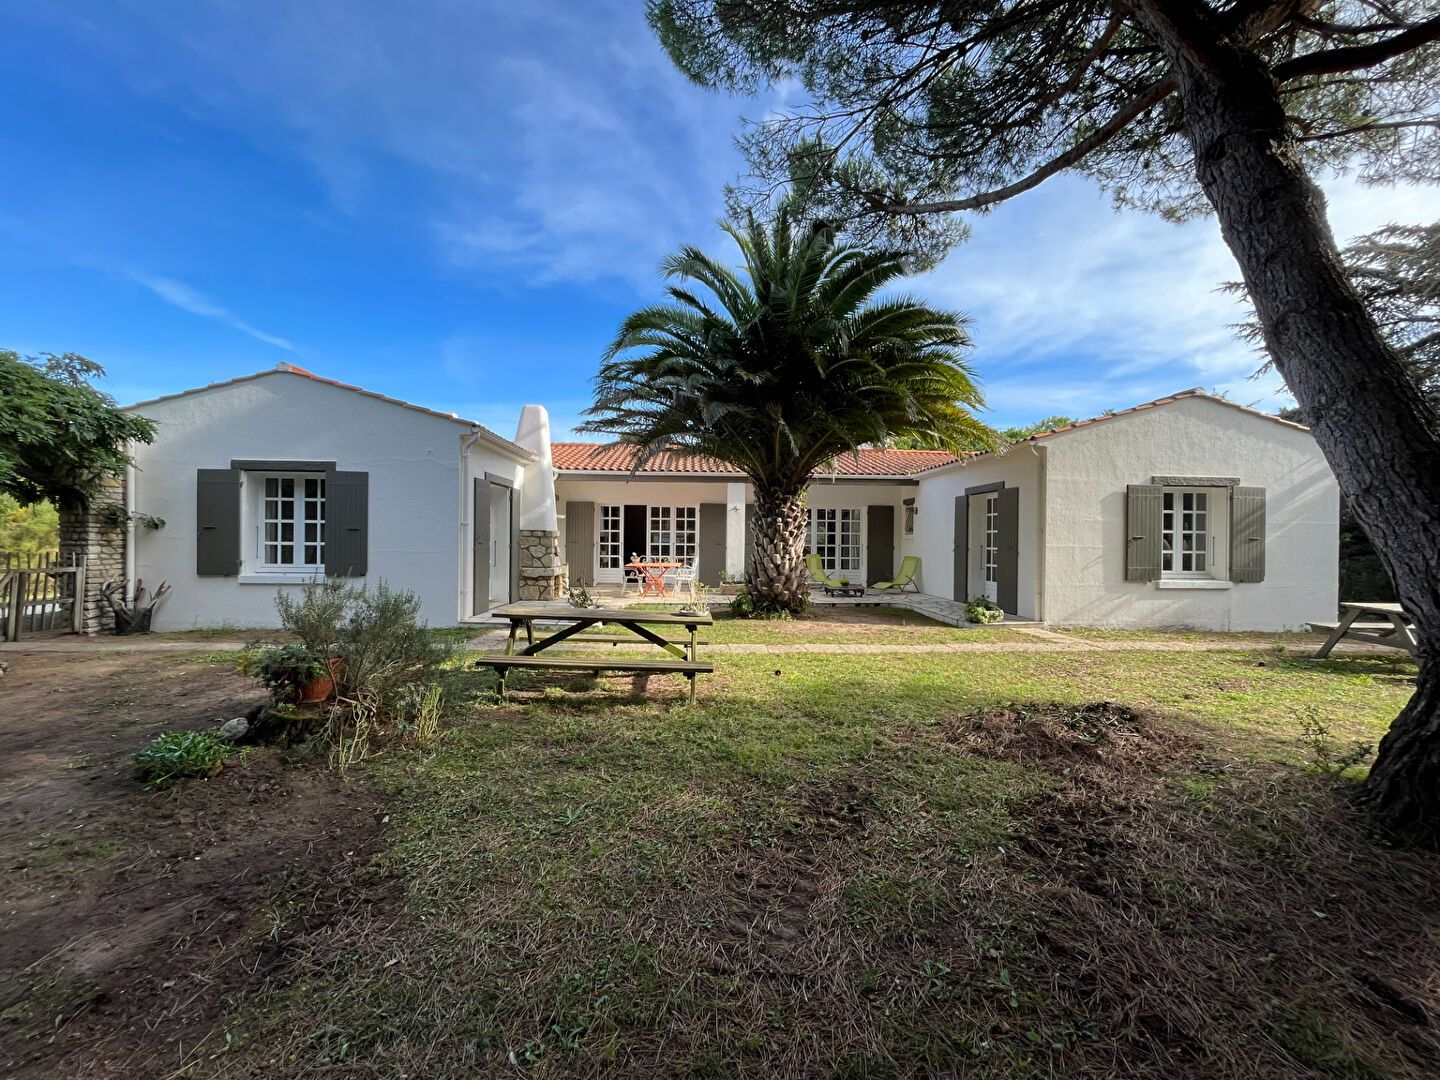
[0,651,388,1078]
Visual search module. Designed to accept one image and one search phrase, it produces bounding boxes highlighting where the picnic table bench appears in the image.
[476,603,714,702]
[1310,602,1418,658]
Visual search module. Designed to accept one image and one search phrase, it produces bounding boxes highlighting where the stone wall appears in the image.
[517,528,567,601]
[58,478,126,635]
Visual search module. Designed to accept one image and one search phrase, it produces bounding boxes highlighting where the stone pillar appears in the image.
[58,478,126,635]
[518,529,567,600]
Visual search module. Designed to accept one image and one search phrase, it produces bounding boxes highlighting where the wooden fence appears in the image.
[0,552,85,640]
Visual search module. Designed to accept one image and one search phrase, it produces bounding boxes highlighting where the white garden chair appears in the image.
[622,553,644,596]
[668,558,698,600]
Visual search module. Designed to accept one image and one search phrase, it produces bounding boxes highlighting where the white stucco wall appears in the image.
[1041,396,1338,630]
[128,371,527,629]
[912,452,1042,614]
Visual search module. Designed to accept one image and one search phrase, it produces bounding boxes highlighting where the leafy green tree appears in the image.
[894,414,1077,450]
[0,495,60,557]
[649,0,1440,835]
[581,212,994,612]
[0,352,155,510]
[1003,416,1076,442]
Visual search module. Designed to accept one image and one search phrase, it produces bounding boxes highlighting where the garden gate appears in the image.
[0,552,85,640]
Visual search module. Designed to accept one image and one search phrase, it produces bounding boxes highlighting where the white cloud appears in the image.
[914,172,1440,427]
[126,271,297,352]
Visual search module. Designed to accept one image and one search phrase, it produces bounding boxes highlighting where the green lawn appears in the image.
[210,637,1437,1079]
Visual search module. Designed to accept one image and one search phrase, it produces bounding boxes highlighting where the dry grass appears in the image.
[196,648,1438,1080]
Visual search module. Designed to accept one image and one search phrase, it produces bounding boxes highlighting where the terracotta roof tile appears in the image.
[552,443,958,477]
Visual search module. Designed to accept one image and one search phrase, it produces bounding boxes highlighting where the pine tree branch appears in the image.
[1274,14,1440,80]
[879,74,1176,215]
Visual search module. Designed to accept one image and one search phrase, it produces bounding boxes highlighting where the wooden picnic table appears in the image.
[477,602,714,702]
[626,560,682,597]
[1311,602,1418,658]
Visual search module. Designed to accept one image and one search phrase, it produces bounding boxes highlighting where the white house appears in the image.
[552,442,954,590]
[119,367,1338,632]
[123,364,542,629]
[908,389,1339,629]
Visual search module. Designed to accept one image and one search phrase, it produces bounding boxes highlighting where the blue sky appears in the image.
[3,1,1437,440]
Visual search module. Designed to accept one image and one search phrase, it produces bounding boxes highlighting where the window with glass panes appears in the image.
[808,507,862,574]
[1161,489,1210,574]
[673,506,697,564]
[648,506,673,559]
[262,475,325,568]
[983,494,999,583]
[646,506,698,563]
[599,505,622,569]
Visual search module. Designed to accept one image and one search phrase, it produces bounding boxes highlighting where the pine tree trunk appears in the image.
[1130,3,1440,836]
[746,486,810,614]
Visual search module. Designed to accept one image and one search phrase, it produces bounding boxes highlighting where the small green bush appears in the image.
[134,730,233,789]
[728,587,797,620]
[965,595,1005,624]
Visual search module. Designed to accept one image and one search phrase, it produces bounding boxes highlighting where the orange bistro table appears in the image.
[627,560,682,597]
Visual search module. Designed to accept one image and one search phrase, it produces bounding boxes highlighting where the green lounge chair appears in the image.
[871,555,920,593]
[806,552,851,588]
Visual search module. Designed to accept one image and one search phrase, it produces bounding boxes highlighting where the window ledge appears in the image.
[1157,578,1232,590]
[238,573,325,585]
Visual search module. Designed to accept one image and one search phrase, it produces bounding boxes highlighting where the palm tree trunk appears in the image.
[746,486,810,613]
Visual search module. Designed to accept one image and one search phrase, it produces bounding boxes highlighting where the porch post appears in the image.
[725,481,746,580]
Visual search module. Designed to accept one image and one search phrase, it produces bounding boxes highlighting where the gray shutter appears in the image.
[699,503,727,585]
[952,495,967,601]
[196,469,242,576]
[473,479,491,612]
[1126,484,1163,582]
[325,470,368,577]
[996,486,1020,614]
[565,501,595,586]
[866,505,894,585]
[1231,486,1266,583]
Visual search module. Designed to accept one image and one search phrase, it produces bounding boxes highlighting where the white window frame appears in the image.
[1160,486,1228,581]
[247,472,327,575]
[599,505,622,570]
[983,494,999,584]
[646,505,699,564]
[808,507,863,576]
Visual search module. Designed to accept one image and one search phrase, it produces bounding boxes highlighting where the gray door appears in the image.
[996,486,1020,615]
[866,505,894,585]
[699,503,726,585]
[952,495,967,601]
[565,501,596,586]
[473,479,491,616]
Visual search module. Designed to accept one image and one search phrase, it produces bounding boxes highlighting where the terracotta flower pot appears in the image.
[296,658,343,703]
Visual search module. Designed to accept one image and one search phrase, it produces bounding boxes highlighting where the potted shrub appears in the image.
[247,644,338,703]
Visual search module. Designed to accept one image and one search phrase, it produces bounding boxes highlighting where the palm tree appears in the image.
[580,213,995,613]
